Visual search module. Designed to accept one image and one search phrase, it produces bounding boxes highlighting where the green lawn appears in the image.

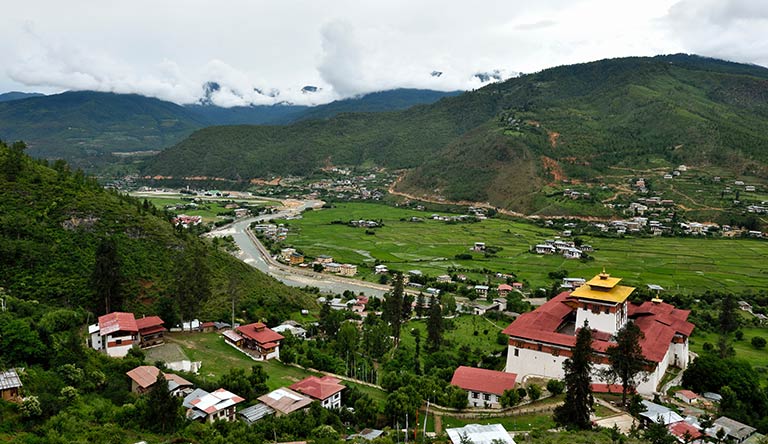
[276,202,768,293]
[689,326,768,371]
[440,411,556,432]
[166,332,387,403]
[400,314,507,361]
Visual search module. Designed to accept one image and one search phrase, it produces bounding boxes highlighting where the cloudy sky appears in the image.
[2,0,767,106]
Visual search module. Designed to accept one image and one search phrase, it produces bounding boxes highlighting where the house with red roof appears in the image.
[88,312,139,357]
[450,366,517,408]
[290,376,345,409]
[497,284,513,297]
[136,316,166,348]
[126,365,194,397]
[668,421,706,444]
[235,322,285,360]
[675,389,700,404]
[502,270,694,394]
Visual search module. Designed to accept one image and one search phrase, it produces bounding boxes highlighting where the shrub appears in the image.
[546,379,565,395]
[752,336,767,349]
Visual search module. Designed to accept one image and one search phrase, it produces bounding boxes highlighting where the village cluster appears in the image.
[10,267,757,444]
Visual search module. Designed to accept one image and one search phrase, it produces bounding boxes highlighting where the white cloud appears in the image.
[0,0,765,107]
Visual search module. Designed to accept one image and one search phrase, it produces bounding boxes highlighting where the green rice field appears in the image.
[276,202,768,293]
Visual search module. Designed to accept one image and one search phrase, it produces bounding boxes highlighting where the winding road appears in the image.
[207,199,390,297]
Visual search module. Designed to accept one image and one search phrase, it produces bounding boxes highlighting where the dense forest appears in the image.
[144,54,768,213]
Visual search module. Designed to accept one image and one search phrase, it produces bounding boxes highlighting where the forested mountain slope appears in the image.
[0,140,314,323]
[144,55,768,213]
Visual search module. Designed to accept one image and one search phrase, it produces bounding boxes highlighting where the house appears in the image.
[535,244,556,255]
[89,312,139,358]
[238,403,276,425]
[450,366,517,408]
[222,329,244,348]
[290,376,345,409]
[272,321,307,339]
[562,247,582,259]
[135,316,166,348]
[503,270,694,395]
[289,252,305,265]
[639,400,684,425]
[338,264,357,276]
[126,365,194,397]
[183,388,244,423]
[675,389,699,404]
[325,262,342,273]
[280,248,296,262]
[512,282,524,290]
[561,277,586,290]
[474,285,489,297]
[315,255,334,264]
[0,369,22,402]
[497,284,513,297]
[235,322,284,360]
[258,388,313,416]
[374,264,388,274]
[709,417,757,443]
[446,424,515,444]
[437,275,453,283]
[473,242,486,252]
[347,429,384,441]
[201,322,217,333]
[668,421,706,444]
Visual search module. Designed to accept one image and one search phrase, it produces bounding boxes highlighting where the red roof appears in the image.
[591,383,632,394]
[450,366,517,396]
[126,365,192,389]
[98,312,138,336]
[236,322,284,345]
[290,376,345,400]
[498,284,513,291]
[676,389,699,400]
[668,422,703,441]
[201,322,216,328]
[135,316,164,330]
[502,291,695,364]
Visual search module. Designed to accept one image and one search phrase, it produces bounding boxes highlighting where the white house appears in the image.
[290,376,345,409]
[446,424,515,444]
[450,366,517,408]
[89,312,139,358]
[183,388,244,423]
[535,244,556,254]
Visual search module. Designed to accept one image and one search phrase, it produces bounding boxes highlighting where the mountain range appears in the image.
[0,88,461,169]
[143,54,768,213]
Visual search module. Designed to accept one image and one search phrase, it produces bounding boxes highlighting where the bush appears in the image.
[527,384,542,401]
[752,336,766,349]
[735,330,744,341]
[546,379,565,395]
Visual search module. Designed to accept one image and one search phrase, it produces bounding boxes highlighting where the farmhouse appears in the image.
[503,270,694,394]
[183,388,244,423]
[450,366,517,408]
[338,263,357,276]
[675,389,700,404]
[290,376,345,409]
[234,322,284,360]
[135,316,166,348]
[258,388,313,416]
[126,365,194,397]
[497,284,513,297]
[0,369,22,402]
[89,312,139,358]
[535,244,556,254]
[709,416,757,443]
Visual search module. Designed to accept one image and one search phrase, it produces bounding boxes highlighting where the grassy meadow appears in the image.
[276,202,768,293]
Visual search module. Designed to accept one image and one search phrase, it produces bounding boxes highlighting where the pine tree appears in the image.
[415,292,426,317]
[426,295,443,350]
[143,373,180,433]
[719,294,739,333]
[384,274,405,344]
[554,321,594,429]
[92,237,122,314]
[606,321,646,406]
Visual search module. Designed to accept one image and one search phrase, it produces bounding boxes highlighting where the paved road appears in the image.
[208,200,389,297]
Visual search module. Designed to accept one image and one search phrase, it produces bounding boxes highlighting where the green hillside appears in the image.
[143,54,768,213]
[0,140,314,322]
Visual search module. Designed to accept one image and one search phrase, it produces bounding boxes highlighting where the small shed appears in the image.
[0,369,22,401]
[222,329,244,347]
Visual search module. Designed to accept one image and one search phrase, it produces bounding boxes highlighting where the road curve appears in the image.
[208,199,390,297]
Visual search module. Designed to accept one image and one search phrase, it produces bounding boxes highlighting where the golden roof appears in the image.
[570,270,635,303]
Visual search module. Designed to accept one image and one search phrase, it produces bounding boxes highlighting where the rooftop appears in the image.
[98,312,138,336]
[570,271,635,303]
[189,388,244,415]
[450,366,517,396]
[236,322,284,345]
[290,376,345,400]
[258,388,312,415]
[446,424,515,444]
[0,369,22,390]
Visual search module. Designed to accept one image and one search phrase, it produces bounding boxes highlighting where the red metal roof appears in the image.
[591,383,632,394]
[450,366,517,396]
[290,376,345,400]
[98,312,138,336]
[126,365,192,389]
[201,322,216,328]
[502,291,695,364]
[136,316,164,331]
[236,322,284,345]
[498,284,513,291]
[668,421,703,440]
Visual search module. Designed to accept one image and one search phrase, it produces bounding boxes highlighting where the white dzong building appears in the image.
[503,270,694,394]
